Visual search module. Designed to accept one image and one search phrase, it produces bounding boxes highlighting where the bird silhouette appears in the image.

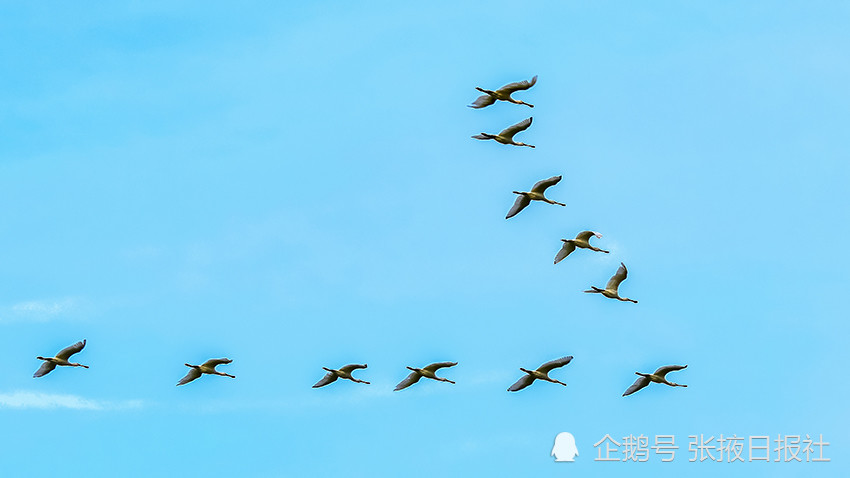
[177,358,235,386]
[34,340,89,378]
[585,262,637,303]
[394,361,457,391]
[469,75,537,108]
[508,356,573,392]
[313,364,370,388]
[506,175,566,219]
[554,231,610,264]
[472,117,535,148]
[623,365,688,396]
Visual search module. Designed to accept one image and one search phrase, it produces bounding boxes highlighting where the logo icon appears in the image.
[552,432,579,462]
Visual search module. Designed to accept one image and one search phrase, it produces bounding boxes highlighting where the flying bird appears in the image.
[394,361,457,391]
[506,175,566,219]
[508,356,573,392]
[623,365,688,396]
[554,231,610,264]
[33,339,89,378]
[469,75,537,109]
[585,262,637,303]
[472,117,535,148]
[313,364,370,388]
[177,358,235,386]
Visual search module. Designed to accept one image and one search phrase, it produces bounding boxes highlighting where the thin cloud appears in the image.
[7,297,79,320]
[0,391,143,410]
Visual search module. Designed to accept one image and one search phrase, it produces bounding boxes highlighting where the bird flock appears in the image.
[24,75,687,397]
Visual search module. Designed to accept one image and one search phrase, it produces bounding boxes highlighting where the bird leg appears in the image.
[441,378,456,384]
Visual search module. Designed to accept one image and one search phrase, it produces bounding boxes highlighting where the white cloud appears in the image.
[1,298,80,322]
[0,391,143,410]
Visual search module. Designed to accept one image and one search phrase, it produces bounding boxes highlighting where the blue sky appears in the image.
[1,1,848,476]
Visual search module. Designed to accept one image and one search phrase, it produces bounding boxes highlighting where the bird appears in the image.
[469,75,537,108]
[585,262,637,303]
[313,364,370,388]
[554,231,610,264]
[176,358,235,386]
[622,365,688,396]
[508,356,573,392]
[506,175,566,219]
[472,117,535,148]
[394,361,457,391]
[33,339,89,378]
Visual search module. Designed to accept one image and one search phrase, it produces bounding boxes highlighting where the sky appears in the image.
[1,1,848,476]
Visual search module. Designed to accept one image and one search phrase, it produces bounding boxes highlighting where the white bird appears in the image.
[472,117,535,148]
[313,364,370,388]
[506,175,566,219]
[623,365,688,396]
[177,358,235,386]
[554,231,610,264]
[469,75,537,108]
[508,356,573,392]
[34,339,89,378]
[585,262,637,303]
[394,361,457,391]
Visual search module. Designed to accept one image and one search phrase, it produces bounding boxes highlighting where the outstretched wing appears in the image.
[554,241,576,264]
[606,262,628,292]
[538,356,573,373]
[55,340,86,360]
[530,175,562,194]
[506,195,531,219]
[497,75,537,94]
[339,363,368,374]
[177,368,202,386]
[498,117,532,140]
[469,94,497,109]
[394,371,422,391]
[507,374,535,392]
[312,372,338,388]
[202,358,232,369]
[33,361,57,378]
[622,376,650,396]
[654,364,687,379]
[423,361,458,372]
[575,231,601,242]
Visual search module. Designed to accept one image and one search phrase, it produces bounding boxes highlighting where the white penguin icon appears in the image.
[552,432,579,462]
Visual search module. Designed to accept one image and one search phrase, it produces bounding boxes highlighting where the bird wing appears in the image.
[622,376,650,396]
[424,361,458,372]
[506,195,531,219]
[55,340,86,360]
[177,368,202,386]
[575,230,601,242]
[538,356,574,373]
[507,374,536,392]
[498,117,532,140]
[554,241,576,264]
[654,364,687,379]
[394,371,422,391]
[33,361,57,378]
[312,372,338,388]
[530,175,562,194]
[339,363,367,374]
[202,358,232,369]
[606,262,628,291]
[497,75,537,94]
[469,94,497,109]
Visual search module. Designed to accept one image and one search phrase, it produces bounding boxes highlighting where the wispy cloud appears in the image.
[1,297,80,322]
[0,391,143,410]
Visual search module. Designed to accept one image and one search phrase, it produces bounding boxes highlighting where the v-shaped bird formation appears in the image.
[17,74,687,400]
